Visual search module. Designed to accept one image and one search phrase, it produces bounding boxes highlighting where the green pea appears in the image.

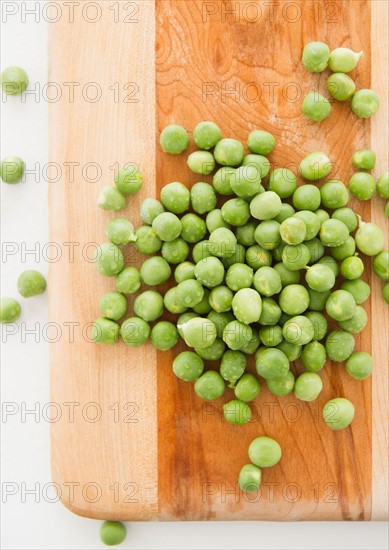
[99,291,127,321]
[177,313,199,338]
[250,191,282,220]
[134,290,164,321]
[247,129,276,154]
[373,251,389,280]
[140,198,165,225]
[187,151,215,175]
[355,222,385,256]
[181,317,217,350]
[140,256,171,285]
[115,166,143,195]
[160,124,189,154]
[351,89,380,118]
[276,340,302,361]
[17,270,46,298]
[248,436,282,467]
[279,284,309,315]
[315,208,330,224]
[281,243,310,271]
[151,321,178,350]
[161,238,189,264]
[115,267,141,295]
[223,320,253,351]
[0,297,21,323]
[330,236,356,261]
[294,372,323,401]
[195,257,225,288]
[209,285,233,313]
[318,256,340,276]
[282,315,314,345]
[161,182,190,214]
[176,279,204,308]
[236,221,257,247]
[301,341,327,372]
[326,330,355,361]
[255,347,289,380]
[259,297,282,325]
[340,256,364,280]
[326,290,356,322]
[346,351,373,380]
[254,220,281,250]
[305,264,336,292]
[234,373,261,402]
[208,311,235,339]
[320,219,349,247]
[304,238,325,264]
[323,398,355,430]
[0,156,25,184]
[193,121,221,149]
[206,209,231,233]
[194,370,225,400]
[320,179,349,209]
[352,149,376,170]
[152,212,181,242]
[305,311,328,341]
[240,330,261,355]
[246,245,272,270]
[221,243,246,269]
[302,41,330,72]
[220,350,247,386]
[239,464,262,492]
[121,317,151,346]
[299,151,332,181]
[209,227,237,258]
[98,186,126,212]
[253,266,282,296]
[212,166,236,195]
[223,399,252,425]
[293,184,321,211]
[1,66,29,95]
[326,73,355,101]
[377,172,389,199]
[242,154,271,178]
[92,318,119,345]
[106,218,136,245]
[99,521,126,546]
[193,288,212,315]
[266,371,295,396]
[214,138,245,167]
[221,197,250,226]
[339,305,368,334]
[280,217,306,244]
[180,213,207,243]
[164,287,187,314]
[95,243,124,276]
[328,47,363,72]
[230,165,263,199]
[384,282,389,304]
[135,226,162,254]
[259,325,283,347]
[195,337,225,360]
[341,278,371,305]
[273,262,300,287]
[173,351,204,381]
[302,92,331,122]
[275,203,296,224]
[349,172,376,200]
[293,211,321,240]
[331,207,358,233]
[308,288,331,311]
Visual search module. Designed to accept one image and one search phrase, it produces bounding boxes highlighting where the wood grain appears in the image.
[50,0,388,521]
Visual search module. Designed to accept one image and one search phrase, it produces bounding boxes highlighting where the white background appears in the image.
[1,2,388,549]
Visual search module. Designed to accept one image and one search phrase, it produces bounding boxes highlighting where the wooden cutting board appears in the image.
[49,0,388,521]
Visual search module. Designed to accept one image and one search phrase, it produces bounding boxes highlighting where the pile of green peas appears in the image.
[92,120,388,497]
[302,42,380,122]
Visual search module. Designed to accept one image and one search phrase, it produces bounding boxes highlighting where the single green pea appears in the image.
[134,290,164,322]
[326,289,356,322]
[181,317,217,350]
[180,213,207,243]
[339,305,368,334]
[195,256,225,288]
[151,321,178,350]
[99,521,126,546]
[140,256,171,285]
[323,398,355,430]
[315,208,330,224]
[99,291,127,321]
[351,89,380,118]
[209,285,233,313]
[206,209,231,233]
[0,297,21,323]
[220,350,247,386]
[320,179,349,209]
[194,370,225,400]
[17,270,46,298]
[160,182,190,214]
[240,330,261,355]
[355,222,385,256]
[207,311,235,339]
[259,325,283,347]
[317,256,340,277]
[326,330,355,361]
[173,351,204,381]
[266,371,295,396]
[92,318,119,345]
[293,211,321,240]
[304,238,325,264]
[95,243,124,276]
[221,197,250,226]
[230,165,263,199]
[246,245,272,270]
[273,262,301,287]
[259,297,282,325]
[193,289,212,315]
[305,311,328,341]
[328,47,363,72]
[250,191,282,220]
[209,227,237,258]
[248,436,282,467]
[278,312,293,327]
[115,267,141,295]
[308,288,331,312]
[140,198,165,225]
[223,399,252,425]
[326,73,356,101]
[164,287,187,314]
[320,219,349,247]
[121,317,151,347]
[373,251,389,281]
[330,236,356,261]
[187,151,215,175]
[136,226,162,255]
[193,121,222,150]
[293,184,321,211]
[305,264,336,292]
[299,151,332,181]
[302,92,331,122]
[160,124,189,154]
[331,208,358,233]
[0,156,25,184]
[275,203,296,224]
[177,313,200,337]
[302,41,330,72]
[176,279,204,308]
[247,129,276,154]
[239,464,262,492]
[161,238,189,264]
[377,172,389,199]
[106,218,136,245]
[352,149,376,170]
[97,186,126,212]
[384,282,389,304]
[294,372,323,401]
[340,256,364,280]
[279,284,310,315]
[341,278,371,305]
[214,138,245,166]
[115,165,143,195]
[280,217,306,244]
[282,315,314,345]
[349,172,376,201]
[221,243,246,269]
[223,320,253,351]
[301,341,327,372]
[253,266,282,296]
[236,221,257,247]
[152,212,181,242]
[234,373,261,401]
[255,347,289,380]
[195,337,225,360]
[192,240,216,263]
[1,66,29,95]
[254,220,281,250]
[242,154,271,178]
[281,243,310,271]
[212,166,236,195]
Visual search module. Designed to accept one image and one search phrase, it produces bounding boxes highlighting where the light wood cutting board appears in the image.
[49,0,388,521]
